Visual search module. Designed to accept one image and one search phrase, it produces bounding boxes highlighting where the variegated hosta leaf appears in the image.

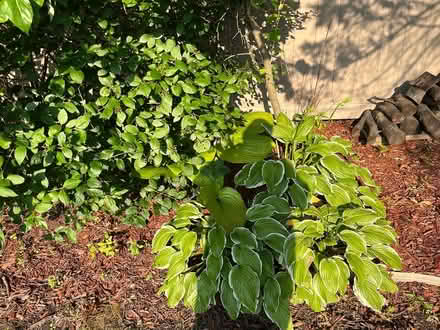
[183,272,198,309]
[360,224,396,245]
[294,116,316,142]
[263,279,293,330]
[221,257,233,280]
[166,252,187,281]
[175,203,200,219]
[263,277,281,314]
[253,217,289,240]
[320,154,356,179]
[195,270,217,313]
[339,230,367,255]
[370,244,402,270]
[272,112,295,143]
[229,265,260,313]
[325,184,352,207]
[377,264,399,293]
[232,245,262,275]
[206,252,223,281]
[306,140,349,157]
[333,257,350,294]
[167,275,186,308]
[180,231,197,260]
[289,181,308,210]
[269,177,290,196]
[262,160,285,191]
[262,195,290,214]
[319,258,340,294]
[208,226,226,257]
[246,204,276,222]
[281,159,296,178]
[152,225,176,253]
[284,232,313,266]
[171,229,189,247]
[252,191,271,206]
[346,252,383,287]
[295,220,324,238]
[153,246,177,269]
[275,271,294,300]
[260,249,275,279]
[343,208,381,227]
[264,233,287,253]
[221,278,241,320]
[230,227,258,249]
[291,251,314,287]
[353,277,386,312]
[245,160,265,188]
[234,163,252,186]
[312,273,338,305]
[360,195,386,217]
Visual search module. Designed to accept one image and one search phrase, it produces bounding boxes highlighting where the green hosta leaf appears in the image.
[152,225,176,253]
[63,178,81,190]
[272,113,294,142]
[370,244,402,270]
[346,252,382,287]
[289,181,308,210]
[264,233,285,253]
[320,155,355,179]
[7,174,24,185]
[319,258,340,294]
[361,225,396,245]
[221,278,241,320]
[70,70,84,84]
[312,272,338,306]
[229,265,260,313]
[183,272,197,309]
[275,272,294,300]
[167,252,186,281]
[58,109,68,125]
[263,277,281,316]
[377,265,398,293]
[206,253,223,281]
[0,133,11,150]
[231,245,262,275]
[295,116,316,142]
[325,184,351,207]
[267,279,294,330]
[35,203,52,214]
[295,220,324,238]
[15,146,27,165]
[360,195,386,217]
[218,135,273,164]
[180,232,197,260]
[253,217,289,239]
[292,251,314,287]
[284,232,313,265]
[234,163,251,186]
[246,204,276,222]
[176,203,200,219]
[153,246,176,269]
[343,208,381,227]
[209,187,247,233]
[356,167,376,187]
[339,230,367,254]
[307,140,348,156]
[262,160,285,190]
[262,196,290,214]
[353,278,385,312]
[230,227,257,249]
[333,257,350,294]
[0,0,33,33]
[195,270,217,313]
[208,226,226,257]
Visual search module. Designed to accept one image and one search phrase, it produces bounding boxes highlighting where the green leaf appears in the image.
[167,252,186,281]
[58,109,68,125]
[245,160,265,188]
[63,178,81,190]
[261,196,290,214]
[253,217,289,239]
[230,227,257,249]
[246,204,276,222]
[181,81,198,94]
[58,190,69,205]
[35,202,52,213]
[153,246,176,269]
[319,258,340,294]
[89,160,103,177]
[263,277,281,314]
[195,270,216,313]
[180,231,197,260]
[231,245,262,275]
[69,70,84,84]
[0,186,18,197]
[14,145,26,165]
[7,174,24,185]
[221,278,241,320]
[370,244,402,270]
[154,125,170,139]
[0,133,11,150]
[343,208,381,227]
[289,181,308,210]
[353,278,385,312]
[167,275,185,308]
[206,253,223,281]
[321,155,355,179]
[361,225,396,245]
[272,113,294,142]
[295,116,316,142]
[325,184,351,207]
[183,272,197,309]
[0,0,33,33]
[229,265,260,313]
[234,163,252,186]
[262,160,285,191]
[176,203,200,219]
[263,233,285,253]
[137,167,172,179]
[151,225,176,253]
[284,232,313,265]
[208,226,226,257]
[339,230,367,254]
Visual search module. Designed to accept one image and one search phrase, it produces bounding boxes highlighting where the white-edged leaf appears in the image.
[289,181,308,210]
[353,277,385,312]
[167,275,185,308]
[339,230,367,254]
[230,227,257,249]
[343,208,381,227]
[208,226,226,257]
[246,204,276,222]
[206,252,223,281]
[152,225,176,253]
[234,163,252,186]
[183,272,198,309]
[361,225,396,245]
[195,270,216,313]
[319,258,340,294]
[229,265,260,313]
[245,160,265,188]
[221,277,241,320]
[264,233,286,253]
[262,196,290,214]
[180,231,197,260]
[262,160,285,191]
[153,246,176,269]
[263,277,281,314]
[370,244,402,270]
[253,217,289,239]
[231,245,262,275]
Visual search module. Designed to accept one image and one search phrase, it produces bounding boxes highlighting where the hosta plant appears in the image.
[152,113,402,329]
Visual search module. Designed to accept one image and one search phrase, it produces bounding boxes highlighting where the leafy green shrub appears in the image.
[0,29,250,241]
[152,112,402,329]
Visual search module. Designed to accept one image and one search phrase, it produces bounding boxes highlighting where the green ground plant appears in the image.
[152,112,402,329]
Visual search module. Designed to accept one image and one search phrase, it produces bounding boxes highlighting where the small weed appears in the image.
[88,232,118,259]
[128,239,145,256]
[47,275,59,289]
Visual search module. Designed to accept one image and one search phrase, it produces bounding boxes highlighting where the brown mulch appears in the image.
[1,120,440,329]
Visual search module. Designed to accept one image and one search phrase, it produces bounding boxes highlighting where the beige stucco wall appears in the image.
[246,0,440,118]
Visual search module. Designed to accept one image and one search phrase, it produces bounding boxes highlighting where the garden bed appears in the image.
[0,120,439,329]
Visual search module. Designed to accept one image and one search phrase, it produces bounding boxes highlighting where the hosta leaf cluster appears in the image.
[152,113,402,329]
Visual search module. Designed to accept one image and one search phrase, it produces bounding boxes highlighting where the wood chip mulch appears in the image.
[1,120,440,329]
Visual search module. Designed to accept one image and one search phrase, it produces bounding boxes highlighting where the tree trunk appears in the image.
[246,3,281,116]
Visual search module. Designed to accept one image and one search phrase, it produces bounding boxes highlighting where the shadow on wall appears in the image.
[284,0,440,111]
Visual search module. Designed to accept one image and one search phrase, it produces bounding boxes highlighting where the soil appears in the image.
[1,120,440,330]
